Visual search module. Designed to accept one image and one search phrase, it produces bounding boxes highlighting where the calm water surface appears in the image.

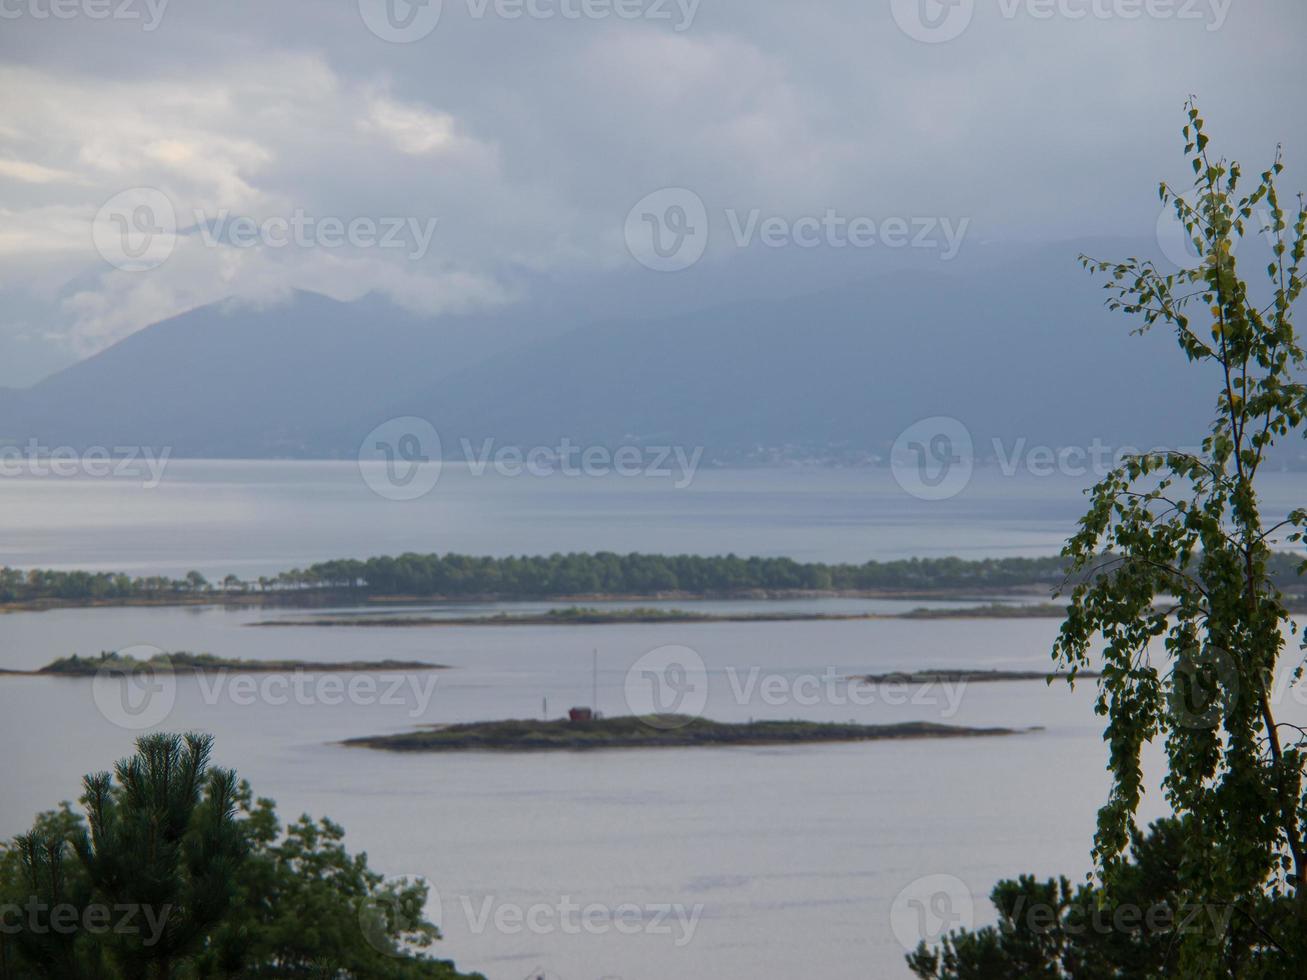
[3,460,1299,577]
[1,464,1303,978]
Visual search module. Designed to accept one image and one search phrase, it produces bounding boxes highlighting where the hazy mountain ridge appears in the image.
[0,242,1279,462]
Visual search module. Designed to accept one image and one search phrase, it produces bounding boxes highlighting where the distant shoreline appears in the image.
[250,602,1073,628]
[0,586,1056,616]
[855,669,1100,684]
[5,549,1301,619]
[0,652,447,677]
[8,592,1303,622]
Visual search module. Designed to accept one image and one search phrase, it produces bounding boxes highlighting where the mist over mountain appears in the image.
[0,291,537,457]
[0,240,1264,462]
[379,245,1222,460]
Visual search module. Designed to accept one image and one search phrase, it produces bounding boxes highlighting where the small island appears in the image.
[855,668,1101,685]
[0,651,447,677]
[343,714,1030,753]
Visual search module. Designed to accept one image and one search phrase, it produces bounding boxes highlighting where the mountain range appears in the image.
[0,240,1255,462]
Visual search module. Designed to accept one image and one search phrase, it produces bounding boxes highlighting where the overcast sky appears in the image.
[0,0,1304,385]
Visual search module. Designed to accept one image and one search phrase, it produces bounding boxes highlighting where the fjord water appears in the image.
[1,463,1304,978]
[16,458,1307,577]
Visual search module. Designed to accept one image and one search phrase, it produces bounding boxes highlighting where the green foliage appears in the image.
[305,552,1110,596]
[907,819,1305,978]
[1,807,104,980]
[1055,103,1307,970]
[6,551,1305,604]
[78,733,245,978]
[195,791,473,980]
[0,735,481,980]
[908,101,1307,979]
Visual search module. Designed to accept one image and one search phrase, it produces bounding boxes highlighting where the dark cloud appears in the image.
[0,0,1303,382]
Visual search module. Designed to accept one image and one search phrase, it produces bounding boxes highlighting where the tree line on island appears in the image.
[5,551,1305,605]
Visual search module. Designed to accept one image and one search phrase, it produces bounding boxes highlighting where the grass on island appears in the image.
[0,650,445,677]
[343,714,1026,753]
